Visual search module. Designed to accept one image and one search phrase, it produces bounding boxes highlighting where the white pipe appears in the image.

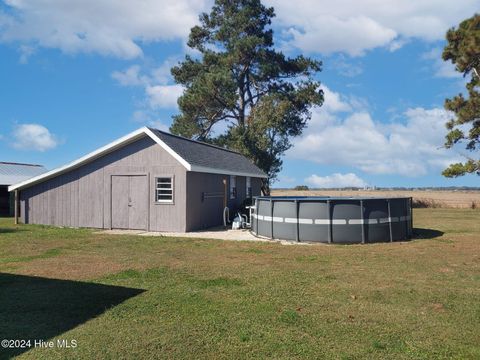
[223,207,230,227]
[240,214,249,228]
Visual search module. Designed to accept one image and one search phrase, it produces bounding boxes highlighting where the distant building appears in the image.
[0,162,46,216]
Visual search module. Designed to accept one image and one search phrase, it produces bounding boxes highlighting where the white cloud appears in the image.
[321,85,352,113]
[112,58,184,111]
[435,63,460,79]
[303,85,366,131]
[306,173,367,188]
[132,110,151,123]
[388,38,409,52]
[111,59,184,130]
[0,0,207,58]
[131,110,170,131]
[150,58,180,84]
[278,175,297,184]
[18,44,35,64]
[111,65,147,86]
[145,84,184,109]
[146,120,170,132]
[330,56,363,77]
[12,124,58,151]
[267,0,479,55]
[422,48,460,79]
[1,0,477,59]
[288,86,460,177]
[284,16,396,56]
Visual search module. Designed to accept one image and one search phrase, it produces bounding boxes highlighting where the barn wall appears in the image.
[20,136,187,232]
[185,172,263,231]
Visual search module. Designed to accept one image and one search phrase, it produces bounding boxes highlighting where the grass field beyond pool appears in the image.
[0,208,479,359]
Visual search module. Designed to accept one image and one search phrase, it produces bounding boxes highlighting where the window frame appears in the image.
[246,176,252,198]
[229,175,237,199]
[155,176,174,204]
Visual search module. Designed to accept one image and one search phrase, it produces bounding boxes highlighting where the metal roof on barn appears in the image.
[0,162,47,186]
[150,128,267,178]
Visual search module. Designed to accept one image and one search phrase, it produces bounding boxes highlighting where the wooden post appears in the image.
[14,189,19,225]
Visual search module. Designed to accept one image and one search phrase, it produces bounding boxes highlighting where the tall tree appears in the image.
[170,0,323,193]
[442,14,480,178]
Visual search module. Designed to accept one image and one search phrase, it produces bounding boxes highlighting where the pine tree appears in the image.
[442,14,480,177]
[170,0,323,192]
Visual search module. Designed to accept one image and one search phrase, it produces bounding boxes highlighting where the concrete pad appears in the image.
[97,226,311,245]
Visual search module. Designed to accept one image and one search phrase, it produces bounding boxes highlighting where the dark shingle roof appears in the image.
[150,128,266,177]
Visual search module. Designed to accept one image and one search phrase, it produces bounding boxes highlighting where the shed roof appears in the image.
[0,162,46,186]
[9,127,267,191]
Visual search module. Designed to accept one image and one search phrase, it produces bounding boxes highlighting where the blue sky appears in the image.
[0,0,479,188]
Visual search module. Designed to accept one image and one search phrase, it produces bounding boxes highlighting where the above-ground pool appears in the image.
[251,196,413,244]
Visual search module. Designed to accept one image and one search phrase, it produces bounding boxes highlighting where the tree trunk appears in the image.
[261,178,270,196]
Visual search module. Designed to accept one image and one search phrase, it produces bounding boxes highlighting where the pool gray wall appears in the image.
[252,197,413,244]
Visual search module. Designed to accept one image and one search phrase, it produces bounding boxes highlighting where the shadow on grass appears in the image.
[0,228,27,234]
[413,228,444,240]
[0,273,145,359]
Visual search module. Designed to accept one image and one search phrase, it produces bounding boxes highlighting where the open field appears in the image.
[0,209,479,359]
[272,189,480,209]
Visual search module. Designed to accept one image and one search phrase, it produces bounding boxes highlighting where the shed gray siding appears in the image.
[185,172,263,231]
[20,136,188,232]
[251,177,263,199]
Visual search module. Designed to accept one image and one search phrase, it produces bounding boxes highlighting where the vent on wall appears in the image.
[201,191,224,202]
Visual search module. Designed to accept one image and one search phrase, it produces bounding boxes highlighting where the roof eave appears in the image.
[189,165,267,178]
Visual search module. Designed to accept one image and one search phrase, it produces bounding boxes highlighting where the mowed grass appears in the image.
[0,209,479,359]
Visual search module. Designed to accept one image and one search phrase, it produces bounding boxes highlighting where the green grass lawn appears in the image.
[0,209,479,359]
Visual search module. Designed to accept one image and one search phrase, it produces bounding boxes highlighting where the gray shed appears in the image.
[8,127,267,232]
[0,162,46,216]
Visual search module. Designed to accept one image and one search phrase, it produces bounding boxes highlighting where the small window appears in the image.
[246,176,252,198]
[230,175,236,199]
[156,177,173,203]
